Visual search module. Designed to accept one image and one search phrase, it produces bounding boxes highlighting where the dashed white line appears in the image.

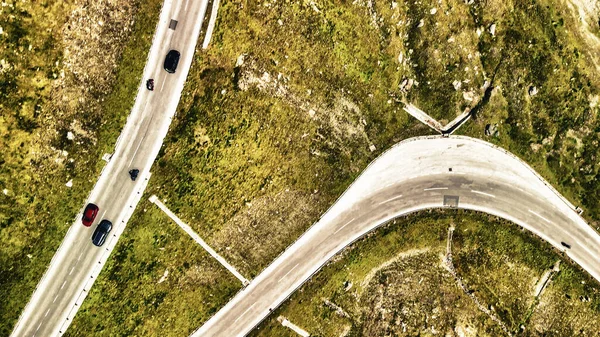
[36,322,42,332]
[53,295,59,303]
[333,218,356,235]
[529,209,552,224]
[424,187,448,191]
[78,252,83,261]
[470,190,496,198]
[516,187,534,196]
[160,77,167,92]
[69,266,75,275]
[278,263,299,283]
[234,303,256,323]
[378,194,403,205]
[44,309,50,317]
[60,280,67,290]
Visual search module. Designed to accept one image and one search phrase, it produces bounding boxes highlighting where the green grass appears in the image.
[0,0,163,334]
[4,0,600,335]
[454,0,600,221]
[253,211,600,336]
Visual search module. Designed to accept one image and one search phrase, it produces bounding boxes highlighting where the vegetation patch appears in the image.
[252,211,600,336]
[0,0,162,333]
[4,0,600,335]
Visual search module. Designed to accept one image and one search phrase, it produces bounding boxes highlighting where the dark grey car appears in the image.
[92,220,112,247]
[164,50,180,73]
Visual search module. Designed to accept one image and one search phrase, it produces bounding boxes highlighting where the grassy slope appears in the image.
[3,0,600,336]
[0,0,163,334]
[67,0,600,336]
[253,211,600,336]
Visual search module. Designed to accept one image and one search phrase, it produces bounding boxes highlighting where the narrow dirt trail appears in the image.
[566,0,600,72]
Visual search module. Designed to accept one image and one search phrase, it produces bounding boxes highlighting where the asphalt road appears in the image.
[193,135,600,337]
[10,0,209,336]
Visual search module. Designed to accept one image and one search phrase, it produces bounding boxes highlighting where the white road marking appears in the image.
[53,295,59,303]
[279,263,299,283]
[69,266,75,275]
[184,0,189,11]
[529,209,551,224]
[129,140,145,166]
[470,190,496,198]
[36,322,42,332]
[234,303,256,323]
[78,252,84,261]
[334,218,356,235]
[516,187,534,196]
[61,280,67,290]
[160,77,167,92]
[378,194,403,205]
[424,187,448,191]
[44,309,50,317]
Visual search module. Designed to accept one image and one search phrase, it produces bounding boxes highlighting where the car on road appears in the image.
[82,203,99,227]
[163,50,180,73]
[92,220,113,246]
[561,241,571,249]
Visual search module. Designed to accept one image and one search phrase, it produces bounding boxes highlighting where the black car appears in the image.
[92,220,113,247]
[163,50,180,73]
[561,241,571,249]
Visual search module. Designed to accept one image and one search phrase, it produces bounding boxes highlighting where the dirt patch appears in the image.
[528,281,600,335]
[210,189,323,278]
[236,55,374,154]
[359,247,431,290]
[565,0,600,72]
[31,0,137,170]
[356,251,498,336]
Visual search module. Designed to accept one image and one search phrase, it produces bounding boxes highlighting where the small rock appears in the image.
[221,89,227,95]
[308,109,316,118]
[66,179,73,188]
[528,85,538,96]
[67,131,74,140]
[369,144,377,152]
[2,189,8,195]
[235,54,245,67]
[463,91,475,101]
[417,19,424,28]
[27,254,32,259]
[489,23,496,36]
[277,19,283,26]
[157,269,169,284]
[430,8,437,14]
[452,80,462,90]
[398,52,403,64]
[391,1,398,9]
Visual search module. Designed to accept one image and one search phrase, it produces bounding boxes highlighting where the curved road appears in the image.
[11,0,210,336]
[194,135,600,336]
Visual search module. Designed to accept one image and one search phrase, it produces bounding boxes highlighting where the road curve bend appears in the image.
[193,135,600,337]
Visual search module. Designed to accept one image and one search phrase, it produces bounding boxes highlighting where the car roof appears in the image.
[85,203,98,210]
[99,219,112,230]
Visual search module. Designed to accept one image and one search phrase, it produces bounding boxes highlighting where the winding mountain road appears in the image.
[193,135,600,337]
